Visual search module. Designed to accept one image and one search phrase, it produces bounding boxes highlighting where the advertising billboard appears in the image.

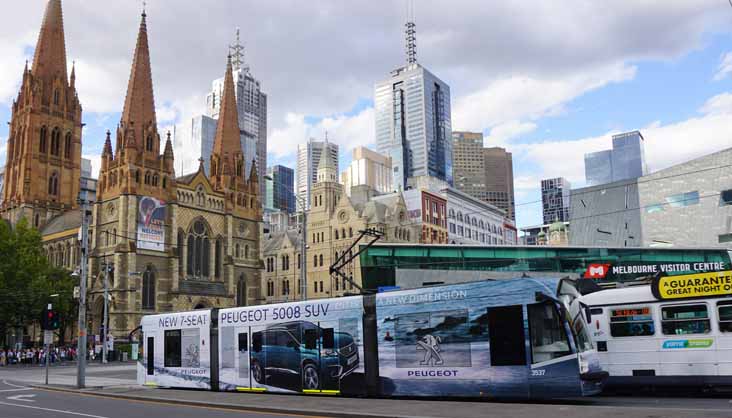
[137,196,166,252]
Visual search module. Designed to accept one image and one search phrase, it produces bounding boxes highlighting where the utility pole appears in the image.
[45,303,51,385]
[76,181,92,388]
[300,205,307,301]
[101,243,109,364]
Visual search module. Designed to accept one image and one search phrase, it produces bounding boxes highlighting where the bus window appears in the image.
[572,312,593,352]
[528,302,571,363]
[609,307,654,337]
[661,304,710,335]
[718,301,732,332]
[164,330,182,367]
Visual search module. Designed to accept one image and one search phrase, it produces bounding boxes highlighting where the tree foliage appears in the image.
[0,219,77,345]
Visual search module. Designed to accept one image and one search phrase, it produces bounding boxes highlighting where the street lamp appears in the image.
[264,175,308,301]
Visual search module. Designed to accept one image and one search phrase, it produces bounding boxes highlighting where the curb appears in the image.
[31,385,426,418]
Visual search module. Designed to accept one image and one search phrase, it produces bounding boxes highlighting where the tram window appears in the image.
[488,305,527,366]
[252,332,263,353]
[609,307,654,337]
[304,329,317,350]
[323,328,335,350]
[528,302,571,363]
[164,330,182,367]
[238,333,248,352]
[661,304,710,335]
[718,302,732,332]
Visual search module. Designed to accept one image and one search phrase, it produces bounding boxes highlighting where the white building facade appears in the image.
[341,146,393,196]
[443,187,516,245]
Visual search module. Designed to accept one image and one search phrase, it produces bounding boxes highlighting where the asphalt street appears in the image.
[1,364,732,417]
[0,380,324,418]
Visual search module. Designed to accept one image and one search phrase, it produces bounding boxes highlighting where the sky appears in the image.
[1,0,732,229]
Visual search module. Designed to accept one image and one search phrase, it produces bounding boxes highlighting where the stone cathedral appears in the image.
[1,0,262,340]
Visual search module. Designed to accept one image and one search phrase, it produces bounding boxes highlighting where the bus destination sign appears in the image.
[651,270,732,300]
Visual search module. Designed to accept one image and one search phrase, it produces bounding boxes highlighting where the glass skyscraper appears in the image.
[584,130,648,186]
[541,177,571,224]
[266,165,295,213]
[374,64,452,189]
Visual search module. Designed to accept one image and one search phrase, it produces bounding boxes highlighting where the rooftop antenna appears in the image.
[405,0,417,65]
[142,0,147,17]
[229,27,248,73]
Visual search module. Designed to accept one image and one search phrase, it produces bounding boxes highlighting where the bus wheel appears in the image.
[302,364,319,390]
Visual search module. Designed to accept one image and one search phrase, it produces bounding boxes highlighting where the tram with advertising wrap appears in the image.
[579,269,732,388]
[137,277,607,399]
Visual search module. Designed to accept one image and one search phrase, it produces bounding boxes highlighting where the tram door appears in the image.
[250,325,268,390]
[314,320,340,393]
[487,305,529,396]
[236,328,250,383]
[146,336,155,375]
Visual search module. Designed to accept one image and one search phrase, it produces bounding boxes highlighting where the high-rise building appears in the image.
[374,20,452,190]
[483,147,516,221]
[205,29,267,196]
[172,115,217,175]
[584,130,648,186]
[340,146,392,196]
[80,158,97,203]
[452,131,516,221]
[1,0,83,229]
[265,165,295,213]
[541,177,571,224]
[452,131,486,201]
[296,138,338,208]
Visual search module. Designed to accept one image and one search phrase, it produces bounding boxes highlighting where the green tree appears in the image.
[0,218,74,347]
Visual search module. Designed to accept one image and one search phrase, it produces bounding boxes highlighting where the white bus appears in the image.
[579,272,732,388]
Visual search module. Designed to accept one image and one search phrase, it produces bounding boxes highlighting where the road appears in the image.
[1,364,732,417]
[0,380,323,418]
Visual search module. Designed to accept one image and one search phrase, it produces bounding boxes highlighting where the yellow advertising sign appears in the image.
[652,270,732,300]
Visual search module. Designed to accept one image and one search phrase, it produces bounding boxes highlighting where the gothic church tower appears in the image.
[1,0,82,228]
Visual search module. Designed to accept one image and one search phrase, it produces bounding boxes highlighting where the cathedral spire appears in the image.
[211,54,243,169]
[32,0,68,84]
[120,10,157,132]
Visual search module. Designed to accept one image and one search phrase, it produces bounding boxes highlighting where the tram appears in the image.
[137,277,607,399]
[579,269,732,388]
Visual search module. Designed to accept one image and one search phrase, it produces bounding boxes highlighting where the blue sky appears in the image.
[2,1,732,231]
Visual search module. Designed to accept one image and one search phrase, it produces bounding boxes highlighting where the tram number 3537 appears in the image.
[531,369,546,376]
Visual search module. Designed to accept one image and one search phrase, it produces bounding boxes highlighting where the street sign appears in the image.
[44,330,53,345]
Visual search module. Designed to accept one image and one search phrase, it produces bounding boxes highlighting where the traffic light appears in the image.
[41,308,61,330]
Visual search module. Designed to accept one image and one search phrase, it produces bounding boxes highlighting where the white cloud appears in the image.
[513,91,732,188]
[714,52,732,81]
[484,120,537,148]
[453,63,636,134]
[699,92,732,115]
[268,108,374,160]
[0,30,35,103]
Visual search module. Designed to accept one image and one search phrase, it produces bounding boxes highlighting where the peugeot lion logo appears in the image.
[417,334,443,366]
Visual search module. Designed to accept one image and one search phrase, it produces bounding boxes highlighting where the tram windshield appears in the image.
[529,301,572,363]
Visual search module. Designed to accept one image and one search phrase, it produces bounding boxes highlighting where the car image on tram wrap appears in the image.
[137,277,607,399]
